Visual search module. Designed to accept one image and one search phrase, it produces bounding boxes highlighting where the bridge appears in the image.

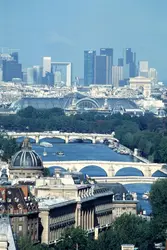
[42,160,166,177]
[92,176,165,185]
[7,132,115,144]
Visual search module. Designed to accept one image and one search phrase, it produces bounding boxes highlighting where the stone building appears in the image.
[9,137,44,179]
[35,173,137,245]
[0,169,39,243]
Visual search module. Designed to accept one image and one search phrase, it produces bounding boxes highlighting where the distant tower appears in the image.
[27,68,34,85]
[100,48,113,85]
[84,50,96,86]
[138,61,149,77]
[112,66,123,88]
[42,57,51,77]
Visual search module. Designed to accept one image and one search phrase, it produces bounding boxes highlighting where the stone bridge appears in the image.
[43,160,165,177]
[93,176,165,185]
[7,132,115,144]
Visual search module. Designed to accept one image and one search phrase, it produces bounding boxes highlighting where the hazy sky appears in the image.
[1,0,167,79]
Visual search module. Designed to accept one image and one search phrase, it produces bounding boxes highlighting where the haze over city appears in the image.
[1,0,167,80]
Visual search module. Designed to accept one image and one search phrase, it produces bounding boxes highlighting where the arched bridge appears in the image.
[7,132,114,144]
[43,160,165,177]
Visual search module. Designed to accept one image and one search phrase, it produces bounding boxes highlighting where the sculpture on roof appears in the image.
[22,137,32,150]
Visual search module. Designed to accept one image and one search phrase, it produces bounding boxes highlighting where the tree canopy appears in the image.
[0,107,166,162]
[150,179,167,241]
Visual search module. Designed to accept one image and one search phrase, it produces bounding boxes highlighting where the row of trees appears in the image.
[17,179,167,250]
[0,106,167,162]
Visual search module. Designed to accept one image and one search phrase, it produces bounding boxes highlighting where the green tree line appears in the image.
[0,107,167,162]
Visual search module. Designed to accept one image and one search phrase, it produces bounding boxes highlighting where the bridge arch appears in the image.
[16,136,35,143]
[80,165,107,177]
[48,166,67,176]
[39,137,65,143]
[115,167,144,176]
[152,170,167,177]
[76,98,99,110]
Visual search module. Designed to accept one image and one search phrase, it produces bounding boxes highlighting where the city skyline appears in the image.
[1,0,167,80]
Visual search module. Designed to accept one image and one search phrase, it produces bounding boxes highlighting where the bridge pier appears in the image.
[92,137,96,144]
[107,167,115,177]
[65,136,69,144]
[143,167,152,177]
[35,135,40,144]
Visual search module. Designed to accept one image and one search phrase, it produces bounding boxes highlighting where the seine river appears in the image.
[17,137,165,215]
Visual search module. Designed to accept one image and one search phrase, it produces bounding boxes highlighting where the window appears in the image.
[18,225,22,232]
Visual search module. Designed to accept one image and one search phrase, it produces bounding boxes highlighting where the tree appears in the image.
[97,214,153,250]
[17,236,53,250]
[43,168,51,177]
[150,179,167,241]
[55,227,93,250]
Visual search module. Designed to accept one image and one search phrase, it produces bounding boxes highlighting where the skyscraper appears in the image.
[118,58,123,66]
[42,57,51,77]
[100,48,113,84]
[95,55,108,85]
[138,61,149,77]
[112,66,123,88]
[2,60,22,82]
[27,68,34,85]
[11,52,19,63]
[123,48,136,79]
[33,66,42,84]
[84,50,96,86]
[54,71,62,86]
[148,68,158,87]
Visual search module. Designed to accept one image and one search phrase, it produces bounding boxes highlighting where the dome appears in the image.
[11,138,43,169]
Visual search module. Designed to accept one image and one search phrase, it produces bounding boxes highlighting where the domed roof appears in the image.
[11,138,43,169]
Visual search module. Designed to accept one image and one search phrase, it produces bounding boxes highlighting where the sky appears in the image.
[1,0,167,80]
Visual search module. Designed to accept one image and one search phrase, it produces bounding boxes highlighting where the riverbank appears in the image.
[108,139,150,163]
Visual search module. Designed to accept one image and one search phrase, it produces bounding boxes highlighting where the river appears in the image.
[17,137,166,215]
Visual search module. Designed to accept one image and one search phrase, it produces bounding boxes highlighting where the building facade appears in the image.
[84,50,96,86]
[42,57,51,77]
[35,174,138,245]
[138,61,149,77]
[112,66,123,88]
[95,55,108,85]
[100,48,113,85]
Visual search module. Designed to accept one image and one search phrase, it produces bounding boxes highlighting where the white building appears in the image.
[148,68,158,87]
[43,57,51,77]
[112,66,123,88]
[138,61,149,77]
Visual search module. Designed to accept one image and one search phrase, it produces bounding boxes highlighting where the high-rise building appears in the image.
[118,58,123,66]
[2,60,22,82]
[100,48,113,84]
[11,52,18,63]
[54,71,62,86]
[148,68,158,87]
[33,65,42,84]
[42,57,51,77]
[84,50,96,86]
[27,67,34,85]
[112,66,123,88]
[138,61,149,77]
[0,67,2,82]
[123,48,136,80]
[95,55,108,85]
